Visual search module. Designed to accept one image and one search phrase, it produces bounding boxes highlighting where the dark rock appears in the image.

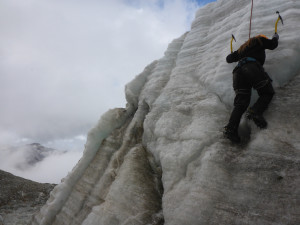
[0,170,55,224]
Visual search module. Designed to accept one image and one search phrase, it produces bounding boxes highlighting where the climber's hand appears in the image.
[272,33,279,40]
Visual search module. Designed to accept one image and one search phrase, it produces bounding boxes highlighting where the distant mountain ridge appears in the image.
[18,143,56,167]
[0,143,59,170]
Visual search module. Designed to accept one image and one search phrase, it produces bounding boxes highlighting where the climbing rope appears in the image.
[249,0,254,39]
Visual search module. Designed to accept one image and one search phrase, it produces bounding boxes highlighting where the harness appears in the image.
[234,57,257,72]
[233,57,271,91]
[236,57,256,68]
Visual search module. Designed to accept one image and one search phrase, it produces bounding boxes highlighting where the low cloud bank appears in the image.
[0,144,83,184]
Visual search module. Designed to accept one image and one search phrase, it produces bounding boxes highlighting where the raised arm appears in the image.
[261,34,279,50]
[226,51,240,63]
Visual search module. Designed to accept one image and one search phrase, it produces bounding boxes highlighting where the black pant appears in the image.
[228,62,275,129]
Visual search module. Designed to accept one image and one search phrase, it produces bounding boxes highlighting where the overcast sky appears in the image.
[0,0,216,151]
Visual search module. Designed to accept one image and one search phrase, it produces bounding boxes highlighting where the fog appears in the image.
[0,144,83,183]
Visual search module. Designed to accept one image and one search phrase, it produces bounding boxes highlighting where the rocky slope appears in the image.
[0,170,55,225]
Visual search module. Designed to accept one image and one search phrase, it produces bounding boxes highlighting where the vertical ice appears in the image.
[31,0,300,224]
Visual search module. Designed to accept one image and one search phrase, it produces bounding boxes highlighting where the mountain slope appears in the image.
[31,0,300,224]
[0,170,55,225]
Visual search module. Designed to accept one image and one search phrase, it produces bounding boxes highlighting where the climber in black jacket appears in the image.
[224,33,279,143]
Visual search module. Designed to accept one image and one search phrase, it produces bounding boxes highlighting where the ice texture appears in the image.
[31,0,300,224]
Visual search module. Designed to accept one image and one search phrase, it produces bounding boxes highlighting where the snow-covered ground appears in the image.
[31,0,300,224]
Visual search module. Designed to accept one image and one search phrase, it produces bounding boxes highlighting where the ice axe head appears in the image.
[275,11,283,34]
[232,34,236,42]
[276,11,284,25]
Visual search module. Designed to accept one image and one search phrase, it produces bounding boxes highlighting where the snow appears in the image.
[31,0,300,224]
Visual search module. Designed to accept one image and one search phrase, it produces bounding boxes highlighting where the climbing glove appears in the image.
[272,33,279,40]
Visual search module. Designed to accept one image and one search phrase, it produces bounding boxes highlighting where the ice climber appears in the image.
[224,33,279,143]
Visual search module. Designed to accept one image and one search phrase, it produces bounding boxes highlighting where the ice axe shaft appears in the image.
[275,11,283,34]
[230,34,236,53]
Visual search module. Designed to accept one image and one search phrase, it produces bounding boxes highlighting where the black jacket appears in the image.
[226,36,278,65]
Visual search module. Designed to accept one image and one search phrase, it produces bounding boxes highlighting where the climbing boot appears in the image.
[223,125,241,143]
[246,108,267,129]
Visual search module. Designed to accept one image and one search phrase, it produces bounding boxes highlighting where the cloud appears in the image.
[21,151,83,184]
[0,0,206,148]
[0,146,83,184]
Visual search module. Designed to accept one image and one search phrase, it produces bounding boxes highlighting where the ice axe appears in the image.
[230,34,236,53]
[275,11,283,34]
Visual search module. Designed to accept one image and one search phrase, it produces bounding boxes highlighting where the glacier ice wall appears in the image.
[31,0,300,224]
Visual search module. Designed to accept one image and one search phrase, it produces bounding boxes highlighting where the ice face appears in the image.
[31,0,300,224]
